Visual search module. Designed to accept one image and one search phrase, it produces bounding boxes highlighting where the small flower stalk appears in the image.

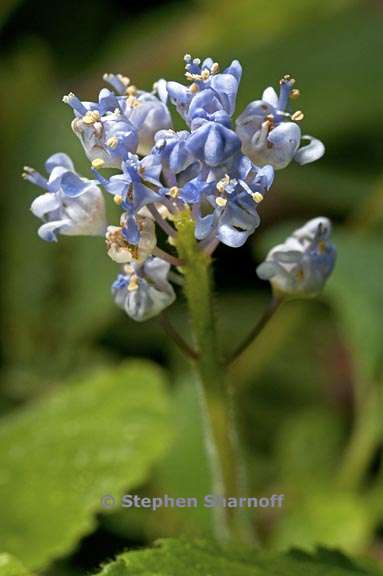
[23,54,336,543]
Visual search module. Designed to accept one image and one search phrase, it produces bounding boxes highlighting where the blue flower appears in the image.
[153,129,198,186]
[93,153,162,245]
[112,257,175,321]
[256,217,336,296]
[186,113,241,167]
[236,75,325,169]
[63,93,139,169]
[118,90,172,156]
[23,153,106,242]
[195,158,274,247]
[64,75,172,163]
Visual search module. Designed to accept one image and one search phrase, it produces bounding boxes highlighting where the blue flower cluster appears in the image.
[24,54,329,320]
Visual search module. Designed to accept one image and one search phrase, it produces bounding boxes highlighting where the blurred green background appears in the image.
[0,0,382,574]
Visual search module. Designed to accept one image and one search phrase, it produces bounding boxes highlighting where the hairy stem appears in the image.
[174,210,254,544]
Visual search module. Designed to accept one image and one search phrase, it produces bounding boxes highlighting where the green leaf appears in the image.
[104,372,214,541]
[272,491,374,555]
[275,408,345,490]
[0,554,31,576]
[0,361,172,570]
[93,538,383,576]
[328,231,383,382]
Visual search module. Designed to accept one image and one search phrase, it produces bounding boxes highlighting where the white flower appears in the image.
[106,215,156,264]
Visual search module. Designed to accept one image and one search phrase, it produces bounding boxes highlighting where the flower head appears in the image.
[24,53,329,322]
[112,257,175,321]
[256,217,336,297]
[23,153,106,241]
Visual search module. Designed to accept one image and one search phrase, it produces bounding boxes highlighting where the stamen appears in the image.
[128,274,139,291]
[318,240,327,254]
[106,136,119,149]
[201,69,210,81]
[185,71,197,81]
[82,110,101,125]
[210,62,220,74]
[126,95,141,108]
[169,186,179,198]
[290,88,301,99]
[92,158,105,169]
[126,85,137,96]
[251,192,264,203]
[216,197,227,207]
[216,174,231,193]
[190,83,199,93]
[114,195,123,205]
[292,110,304,121]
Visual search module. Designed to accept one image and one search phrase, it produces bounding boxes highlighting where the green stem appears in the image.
[337,383,379,491]
[174,210,253,544]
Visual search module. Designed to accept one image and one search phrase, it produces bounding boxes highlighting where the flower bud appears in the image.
[257,217,336,297]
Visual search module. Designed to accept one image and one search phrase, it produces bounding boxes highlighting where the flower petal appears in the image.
[45,153,74,174]
[294,135,325,165]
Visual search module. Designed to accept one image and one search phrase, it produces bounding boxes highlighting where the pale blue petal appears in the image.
[45,153,74,174]
[30,193,61,218]
[294,135,325,165]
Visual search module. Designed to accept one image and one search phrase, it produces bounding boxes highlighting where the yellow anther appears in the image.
[106,136,119,149]
[251,192,264,203]
[216,197,227,207]
[128,275,139,291]
[168,235,176,247]
[318,240,326,254]
[169,186,179,198]
[82,110,101,124]
[290,88,301,99]
[91,158,105,169]
[296,268,305,281]
[126,85,137,96]
[185,71,195,81]
[190,82,199,93]
[114,195,123,205]
[292,110,304,121]
[201,69,210,81]
[124,264,134,274]
[216,174,230,194]
[211,62,220,75]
